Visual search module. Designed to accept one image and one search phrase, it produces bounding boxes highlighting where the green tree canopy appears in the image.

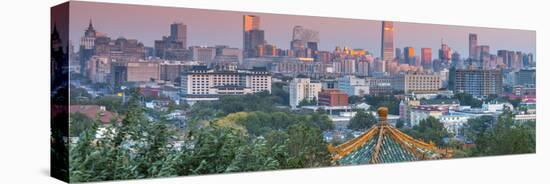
[347,109,377,131]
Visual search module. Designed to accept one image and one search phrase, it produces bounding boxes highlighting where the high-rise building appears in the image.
[453,68,503,98]
[243,15,260,32]
[356,60,370,77]
[154,22,189,60]
[292,25,319,44]
[469,33,477,59]
[79,19,96,75]
[522,53,534,67]
[381,21,394,61]
[245,29,266,58]
[243,15,265,58]
[170,22,187,48]
[404,47,415,64]
[451,52,462,69]
[438,42,452,62]
[421,48,432,70]
[289,78,322,109]
[477,45,490,64]
[497,50,510,68]
[290,25,319,58]
[395,48,402,60]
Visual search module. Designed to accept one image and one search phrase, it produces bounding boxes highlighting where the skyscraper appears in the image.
[246,29,266,57]
[243,15,260,32]
[243,15,261,58]
[154,22,189,60]
[421,48,432,69]
[381,21,394,61]
[395,48,402,60]
[469,33,477,59]
[290,25,319,58]
[170,22,187,48]
[477,45,490,60]
[438,41,452,62]
[404,47,415,64]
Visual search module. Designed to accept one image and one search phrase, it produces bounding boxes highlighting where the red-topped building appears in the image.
[318,89,348,106]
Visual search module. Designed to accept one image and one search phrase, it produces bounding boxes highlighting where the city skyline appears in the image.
[51,2,537,183]
[67,2,536,59]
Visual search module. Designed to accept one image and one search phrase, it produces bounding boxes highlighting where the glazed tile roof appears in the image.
[329,107,452,165]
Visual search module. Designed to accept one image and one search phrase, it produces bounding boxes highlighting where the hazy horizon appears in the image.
[63,1,536,59]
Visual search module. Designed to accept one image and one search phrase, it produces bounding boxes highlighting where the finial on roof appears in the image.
[377,107,388,123]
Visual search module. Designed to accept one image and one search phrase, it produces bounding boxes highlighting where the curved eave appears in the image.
[330,123,452,164]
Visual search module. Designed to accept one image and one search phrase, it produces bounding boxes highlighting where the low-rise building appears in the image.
[409,106,443,127]
[318,89,349,107]
[367,76,403,94]
[439,115,469,136]
[180,66,271,105]
[420,99,460,114]
[514,114,536,123]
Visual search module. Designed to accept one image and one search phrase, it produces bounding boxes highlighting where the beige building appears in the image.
[126,62,160,82]
[181,66,271,104]
[87,56,111,84]
[289,78,322,109]
[404,74,441,94]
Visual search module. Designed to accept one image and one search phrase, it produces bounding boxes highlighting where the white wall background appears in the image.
[0,0,547,183]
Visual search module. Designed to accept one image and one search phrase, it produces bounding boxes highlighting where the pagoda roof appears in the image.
[329,107,452,165]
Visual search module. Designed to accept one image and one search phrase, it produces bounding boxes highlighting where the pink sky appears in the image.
[64,1,536,59]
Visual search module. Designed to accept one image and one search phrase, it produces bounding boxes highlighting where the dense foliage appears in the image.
[347,109,377,131]
[462,111,536,156]
[402,116,450,147]
[69,92,333,182]
[69,112,95,137]
[364,95,400,115]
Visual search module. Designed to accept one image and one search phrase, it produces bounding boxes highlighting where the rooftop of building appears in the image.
[184,66,270,75]
[420,99,460,105]
[329,107,452,165]
[69,105,119,124]
[411,106,443,112]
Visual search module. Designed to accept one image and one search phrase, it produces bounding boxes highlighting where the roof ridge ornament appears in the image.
[330,106,453,164]
[377,107,388,124]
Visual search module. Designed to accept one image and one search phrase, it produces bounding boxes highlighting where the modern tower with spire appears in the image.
[79,19,96,75]
[381,21,394,62]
